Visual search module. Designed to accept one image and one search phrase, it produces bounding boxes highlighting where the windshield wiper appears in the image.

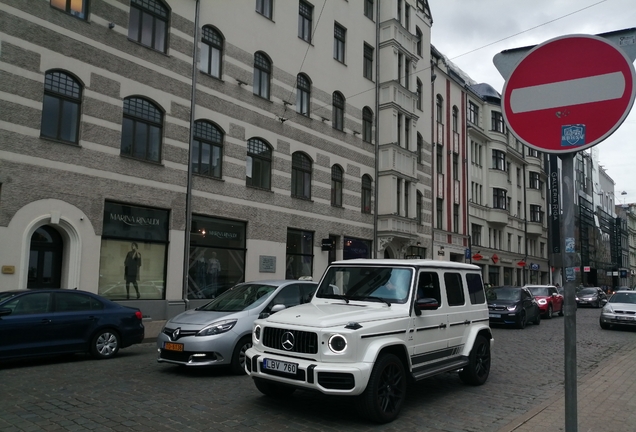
[350,296,391,306]
[321,294,350,303]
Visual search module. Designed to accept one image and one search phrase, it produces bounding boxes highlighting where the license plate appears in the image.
[164,342,184,351]
[263,358,297,375]
[489,313,501,318]
[617,316,635,321]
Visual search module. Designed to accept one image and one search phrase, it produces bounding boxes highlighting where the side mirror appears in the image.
[0,308,12,317]
[270,304,286,314]
[414,298,439,316]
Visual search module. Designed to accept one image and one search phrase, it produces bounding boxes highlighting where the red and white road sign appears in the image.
[502,34,636,153]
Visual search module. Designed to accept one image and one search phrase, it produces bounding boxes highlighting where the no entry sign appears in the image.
[502,34,636,153]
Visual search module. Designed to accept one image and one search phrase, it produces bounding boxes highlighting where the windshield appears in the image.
[609,293,636,304]
[316,266,413,304]
[528,287,550,297]
[579,288,598,296]
[197,283,277,312]
[486,287,521,301]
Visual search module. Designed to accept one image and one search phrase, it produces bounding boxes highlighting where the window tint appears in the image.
[41,71,82,143]
[121,97,163,162]
[466,273,485,304]
[5,293,51,315]
[444,273,465,306]
[128,0,169,53]
[54,292,103,312]
[417,272,441,305]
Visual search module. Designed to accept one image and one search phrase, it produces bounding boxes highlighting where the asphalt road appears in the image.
[1,307,634,432]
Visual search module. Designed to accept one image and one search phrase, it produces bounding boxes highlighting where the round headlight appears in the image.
[328,334,347,353]
[538,299,547,305]
[254,325,261,342]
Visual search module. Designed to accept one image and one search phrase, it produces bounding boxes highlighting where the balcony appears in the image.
[488,207,509,225]
[379,82,416,113]
[378,214,418,238]
[379,21,419,55]
[378,144,417,178]
[527,221,545,236]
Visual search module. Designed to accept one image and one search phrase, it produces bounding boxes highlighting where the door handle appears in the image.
[40,318,51,324]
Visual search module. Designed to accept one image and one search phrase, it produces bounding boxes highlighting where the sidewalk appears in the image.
[497,340,636,432]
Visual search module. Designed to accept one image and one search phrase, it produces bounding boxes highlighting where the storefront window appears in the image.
[286,229,314,279]
[488,266,500,286]
[189,216,246,299]
[343,237,371,260]
[98,202,169,300]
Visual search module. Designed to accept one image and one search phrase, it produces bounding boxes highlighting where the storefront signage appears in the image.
[530,263,540,271]
[321,238,335,251]
[1,265,15,274]
[103,202,169,242]
[549,155,561,254]
[584,266,591,272]
[491,254,499,264]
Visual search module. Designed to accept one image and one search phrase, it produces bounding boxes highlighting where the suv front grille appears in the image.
[262,327,318,354]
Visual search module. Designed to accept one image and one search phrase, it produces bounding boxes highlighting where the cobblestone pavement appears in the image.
[1,307,634,432]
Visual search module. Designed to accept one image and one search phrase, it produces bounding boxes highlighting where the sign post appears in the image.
[495,29,636,432]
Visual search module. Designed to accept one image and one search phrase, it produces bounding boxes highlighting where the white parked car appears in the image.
[245,259,493,423]
[600,290,636,329]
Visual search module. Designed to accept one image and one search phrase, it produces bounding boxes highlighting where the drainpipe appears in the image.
[373,0,380,258]
[182,0,201,310]
[523,161,528,285]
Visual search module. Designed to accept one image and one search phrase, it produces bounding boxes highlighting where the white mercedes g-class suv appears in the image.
[244,259,493,423]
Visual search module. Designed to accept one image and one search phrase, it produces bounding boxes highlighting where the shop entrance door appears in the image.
[27,225,63,289]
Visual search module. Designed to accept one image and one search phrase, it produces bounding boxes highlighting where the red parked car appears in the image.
[525,285,564,319]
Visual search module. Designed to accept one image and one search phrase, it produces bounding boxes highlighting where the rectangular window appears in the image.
[51,0,88,19]
[286,229,314,279]
[334,23,346,63]
[453,154,459,180]
[492,149,506,171]
[491,111,504,132]
[364,0,373,20]
[404,58,410,90]
[397,0,402,23]
[530,205,543,223]
[444,273,465,306]
[405,118,410,149]
[298,1,313,43]
[363,43,373,80]
[471,224,481,246]
[397,113,402,146]
[436,198,443,230]
[529,171,542,189]
[256,0,273,19]
[466,273,485,305]
[468,101,479,124]
[493,188,507,210]
[516,168,521,187]
[404,3,410,30]
[453,204,459,233]
[436,144,443,173]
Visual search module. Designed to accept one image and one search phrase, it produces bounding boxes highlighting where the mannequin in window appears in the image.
[124,242,142,299]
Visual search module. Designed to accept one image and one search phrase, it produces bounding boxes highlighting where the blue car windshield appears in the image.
[197,284,277,312]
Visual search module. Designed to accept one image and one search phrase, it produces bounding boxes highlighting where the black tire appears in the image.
[230,336,252,375]
[253,377,296,398]
[599,319,611,330]
[459,335,491,386]
[356,353,406,424]
[533,309,541,325]
[558,305,564,317]
[545,304,553,319]
[90,329,120,359]
[516,311,527,329]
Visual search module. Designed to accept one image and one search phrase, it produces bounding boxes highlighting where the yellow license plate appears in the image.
[164,342,184,351]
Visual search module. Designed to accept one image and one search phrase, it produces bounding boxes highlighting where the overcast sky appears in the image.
[429,0,636,204]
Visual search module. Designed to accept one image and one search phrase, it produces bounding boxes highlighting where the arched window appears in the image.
[292,152,312,199]
[192,120,223,178]
[128,0,169,53]
[246,138,272,189]
[416,27,423,56]
[362,107,373,143]
[201,26,223,78]
[121,97,163,162]
[331,164,343,206]
[452,106,459,132]
[362,174,372,214]
[253,52,271,99]
[41,70,82,143]
[333,91,345,131]
[436,94,443,123]
[296,74,311,116]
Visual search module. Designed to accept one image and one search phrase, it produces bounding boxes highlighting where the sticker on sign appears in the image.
[501,34,636,154]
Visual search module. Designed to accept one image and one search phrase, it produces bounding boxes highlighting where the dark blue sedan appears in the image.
[0,289,144,361]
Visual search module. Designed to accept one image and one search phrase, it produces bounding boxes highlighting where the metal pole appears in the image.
[559,152,578,432]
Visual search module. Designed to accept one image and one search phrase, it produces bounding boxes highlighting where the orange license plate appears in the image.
[164,342,184,351]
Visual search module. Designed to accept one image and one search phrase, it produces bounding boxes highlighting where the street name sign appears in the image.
[501,34,636,153]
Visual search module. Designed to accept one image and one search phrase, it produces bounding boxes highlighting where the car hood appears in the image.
[264,301,406,328]
[168,309,250,326]
[487,299,519,307]
[609,303,636,312]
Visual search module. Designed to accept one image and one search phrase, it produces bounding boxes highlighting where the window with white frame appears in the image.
[493,188,507,210]
[492,149,506,171]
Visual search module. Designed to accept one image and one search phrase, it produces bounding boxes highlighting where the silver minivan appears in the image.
[157,280,317,373]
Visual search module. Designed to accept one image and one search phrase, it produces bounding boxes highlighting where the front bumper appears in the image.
[600,313,636,326]
[488,310,521,325]
[244,347,373,395]
[156,331,235,367]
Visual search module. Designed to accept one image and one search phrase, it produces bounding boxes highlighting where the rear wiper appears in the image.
[321,294,350,303]
[350,296,391,306]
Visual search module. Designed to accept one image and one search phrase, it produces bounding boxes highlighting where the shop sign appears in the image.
[472,253,483,261]
[530,263,540,271]
[491,254,499,264]
[259,256,276,273]
[103,202,169,242]
[321,238,335,251]
[584,266,591,272]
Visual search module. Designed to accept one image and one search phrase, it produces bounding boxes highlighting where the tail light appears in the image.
[135,311,143,320]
